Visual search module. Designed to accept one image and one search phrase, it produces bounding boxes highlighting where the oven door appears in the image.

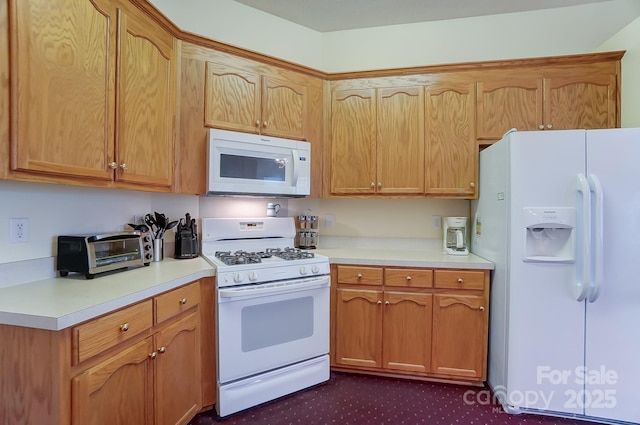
[216,275,329,384]
[207,130,310,197]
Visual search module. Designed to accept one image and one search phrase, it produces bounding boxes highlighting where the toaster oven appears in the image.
[57,232,153,279]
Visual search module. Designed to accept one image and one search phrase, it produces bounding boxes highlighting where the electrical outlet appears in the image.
[325,214,335,228]
[432,215,442,230]
[10,218,29,244]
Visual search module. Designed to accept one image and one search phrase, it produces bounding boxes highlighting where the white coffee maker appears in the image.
[443,217,469,255]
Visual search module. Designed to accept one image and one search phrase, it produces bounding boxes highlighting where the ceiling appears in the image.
[233,0,611,32]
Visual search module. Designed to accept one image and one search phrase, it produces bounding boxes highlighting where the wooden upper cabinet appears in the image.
[204,61,261,134]
[476,79,543,141]
[425,81,477,198]
[544,74,617,130]
[8,0,175,190]
[376,87,425,194]
[204,62,306,140]
[9,0,116,180]
[115,6,175,188]
[261,75,306,139]
[330,88,377,194]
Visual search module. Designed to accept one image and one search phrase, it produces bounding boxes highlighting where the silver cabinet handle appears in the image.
[547,124,553,129]
[255,119,261,126]
[457,278,464,284]
[370,182,375,188]
[158,346,167,353]
[108,161,117,169]
[357,273,363,279]
[470,182,475,188]
[385,301,390,305]
[377,300,382,305]
[406,276,412,281]
[119,163,127,171]
[120,323,129,332]
[263,121,268,128]
[480,306,485,311]
[377,182,382,188]
[149,351,157,359]
[179,298,187,305]
[539,124,544,130]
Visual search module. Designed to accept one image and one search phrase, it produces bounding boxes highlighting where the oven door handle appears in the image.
[218,276,330,300]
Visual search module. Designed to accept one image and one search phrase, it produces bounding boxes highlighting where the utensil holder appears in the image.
[153,238,164,262]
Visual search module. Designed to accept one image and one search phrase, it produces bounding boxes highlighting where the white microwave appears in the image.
[207,129,311,197]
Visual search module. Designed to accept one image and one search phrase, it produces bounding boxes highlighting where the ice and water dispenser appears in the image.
[523,207,575,262]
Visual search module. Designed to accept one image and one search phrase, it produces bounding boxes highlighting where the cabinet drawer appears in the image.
[434,270,485,291]
[337,266,383,285]
[73,300,153,364]
[385,268,433,288]
[155,281,201,324]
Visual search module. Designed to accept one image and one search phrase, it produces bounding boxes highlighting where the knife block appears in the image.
[174,233,199,259]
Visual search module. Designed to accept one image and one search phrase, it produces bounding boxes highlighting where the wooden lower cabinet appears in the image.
[0,278,213,425]
[332,265,489,384]
[72,338,155,425]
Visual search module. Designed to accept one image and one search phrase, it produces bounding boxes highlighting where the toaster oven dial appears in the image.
[299,266,308,275]
[248,271,258,281]
[233,272,243,283]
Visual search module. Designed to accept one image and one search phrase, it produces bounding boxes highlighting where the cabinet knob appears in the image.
[120,323,129,332]
[255,119,261,126]
[158,346,167,353]
[357,273,363,279]
[480,306,486,311]
[263,121,268,128]
[370,182,375,188]
[406,276,412,281]
[539,124,544,130]
[378,182,382,188]
[108,161,118,169]
[457,278,464,284]
[119,163,127,171]
[385,301,390,305]
[149,351,157,359]
[179,298,187,305]
[377,300,382,305]
[547,124,553,129]
[470,182,475,188]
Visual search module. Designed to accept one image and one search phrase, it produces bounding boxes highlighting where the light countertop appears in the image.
[314,236,494,270]
[0,238,492,331]
[0,257,215,331]
[315,248,493,270]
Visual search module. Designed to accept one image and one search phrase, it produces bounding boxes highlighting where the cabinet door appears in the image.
[382,291,432,373]
[431,294,487,379]
[115,6,175,188]
[544,74,617,130]
[330,89,376,194]
[376,87,425,194]
[72,338,154,425]
[335,288,382,368]
[155,312,201,425]
[425,82,477,198]
[9,0,116,180]
[204,61,261,134]
[476,79,543,141]
[261,75,306,140]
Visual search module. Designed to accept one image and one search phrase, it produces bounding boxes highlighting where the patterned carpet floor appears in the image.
[189,371,609,425]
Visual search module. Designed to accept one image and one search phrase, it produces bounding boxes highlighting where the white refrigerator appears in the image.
[471,128,640,424]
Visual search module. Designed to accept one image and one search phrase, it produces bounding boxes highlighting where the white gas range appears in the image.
[201,217,330,417]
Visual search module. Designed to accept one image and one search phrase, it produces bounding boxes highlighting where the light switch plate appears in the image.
[432,215,441,230]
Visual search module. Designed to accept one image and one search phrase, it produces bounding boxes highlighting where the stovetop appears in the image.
[200,217,330,287]
[214,248,315,265]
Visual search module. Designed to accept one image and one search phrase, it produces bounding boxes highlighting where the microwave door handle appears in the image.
[291,149,300,185]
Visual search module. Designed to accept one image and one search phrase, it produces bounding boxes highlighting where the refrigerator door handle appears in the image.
[576,173,591,302]
[587,174,604,303]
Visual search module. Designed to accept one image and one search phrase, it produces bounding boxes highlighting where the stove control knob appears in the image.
[299,266,308,275]
[233,273,243,283]
[249,271,258,281]
[311,265,319,274]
